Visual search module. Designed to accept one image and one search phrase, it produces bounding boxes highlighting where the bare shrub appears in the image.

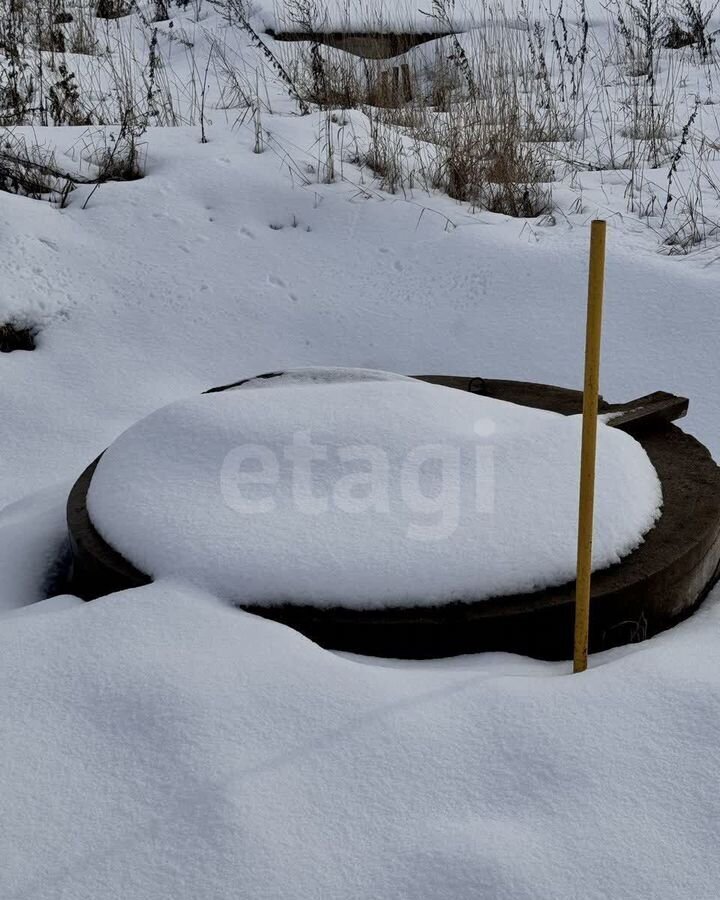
[84,123,146,181]
[613,0,666,77]
[288,44,369,109]
[482,146,553,217]
[428,106,553,215]
[663,17,698,49]
[0,320,37,353]
[0,9,35,125]
[354,14,556,217]
[285,0,329,104]
[95,0,131,20]
[362,110,407,194]
[153,0,170,21]
[211,37,254,113]
[49,63,92,125]
[67,4,100,55]
[661,113,720,252]
[424,47,461,112]
[669,0,718,57]
[210,0,310,113]
[0,131,76,203]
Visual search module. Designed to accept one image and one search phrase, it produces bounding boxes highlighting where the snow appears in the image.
[1,2,720,898]
[87,368,662,607]
[254,0,615,33]
[1,122,719,516]
[0,486,71,612]
[2,579,720,900]
[257,0,472,34]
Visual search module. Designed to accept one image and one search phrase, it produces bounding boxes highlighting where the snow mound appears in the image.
[86,369,662,608]
[231,366,416,389]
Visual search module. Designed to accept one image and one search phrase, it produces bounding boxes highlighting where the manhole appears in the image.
[66,372,720,660]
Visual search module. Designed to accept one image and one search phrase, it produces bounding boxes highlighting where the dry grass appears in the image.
[0,0,717,241]
[0,131,76,202]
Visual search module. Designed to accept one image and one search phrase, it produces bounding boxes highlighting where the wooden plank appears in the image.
[604,392,689,432]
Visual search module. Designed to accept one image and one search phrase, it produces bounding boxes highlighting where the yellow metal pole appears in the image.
[573,220,607,674]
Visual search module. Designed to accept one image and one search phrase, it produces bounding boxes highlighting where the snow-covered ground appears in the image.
[3,581,720,900]
[3,118,719,510]
[2,2,720,897]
